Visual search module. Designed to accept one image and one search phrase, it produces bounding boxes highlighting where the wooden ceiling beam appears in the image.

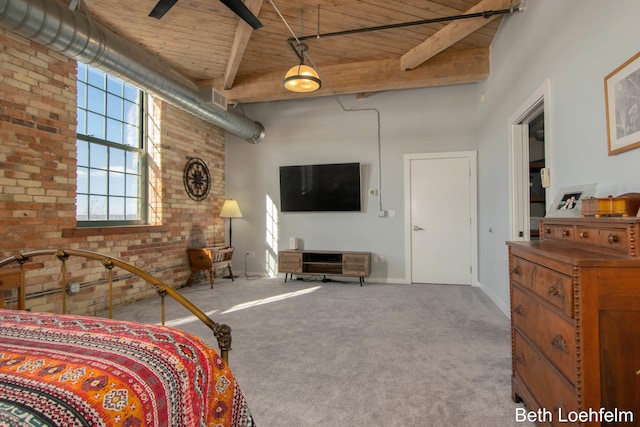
[400,0,512,71]
[222,0,265,90]
[208,47,489,104]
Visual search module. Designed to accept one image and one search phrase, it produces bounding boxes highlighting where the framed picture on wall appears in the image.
[546,183,597,217]
[605,50,640,155]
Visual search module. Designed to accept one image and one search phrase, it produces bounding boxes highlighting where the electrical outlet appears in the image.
[250,251,256,258]
[67,282,80,294]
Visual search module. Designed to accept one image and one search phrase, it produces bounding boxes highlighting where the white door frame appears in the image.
[404,151,478,285]
[508,79,554,241]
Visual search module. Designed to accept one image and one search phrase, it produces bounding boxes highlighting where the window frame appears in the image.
[76,64,148,227]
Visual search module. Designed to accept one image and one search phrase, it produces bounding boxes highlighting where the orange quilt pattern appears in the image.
[0,309,254,427]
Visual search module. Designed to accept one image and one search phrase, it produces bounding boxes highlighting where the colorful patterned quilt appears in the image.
[0,309,254,427]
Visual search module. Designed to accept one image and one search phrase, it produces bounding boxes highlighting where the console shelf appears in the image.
[278,250,371,285]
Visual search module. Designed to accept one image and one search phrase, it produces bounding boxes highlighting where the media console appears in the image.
[278,250,371,285]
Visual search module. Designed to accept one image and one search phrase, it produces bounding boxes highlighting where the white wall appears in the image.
[477,0,640,313]
[227,0,640,311]
[226,85,478,282]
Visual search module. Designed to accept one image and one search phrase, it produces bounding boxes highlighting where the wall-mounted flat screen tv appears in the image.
[279,162,361,212]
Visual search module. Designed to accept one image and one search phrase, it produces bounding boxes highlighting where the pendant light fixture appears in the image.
[283,42,321,93]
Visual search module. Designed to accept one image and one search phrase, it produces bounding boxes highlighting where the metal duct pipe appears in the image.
[0,0,265,143]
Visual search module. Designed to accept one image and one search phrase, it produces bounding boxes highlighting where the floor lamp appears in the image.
[220,199,243,248]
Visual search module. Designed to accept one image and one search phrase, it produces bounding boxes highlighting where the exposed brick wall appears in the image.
[0,29,228,315]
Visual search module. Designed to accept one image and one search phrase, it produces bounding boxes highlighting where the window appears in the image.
[76,63,146,225]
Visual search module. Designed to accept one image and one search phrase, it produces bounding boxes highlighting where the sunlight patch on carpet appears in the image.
[162,309,220,327]
[222,286,322,314]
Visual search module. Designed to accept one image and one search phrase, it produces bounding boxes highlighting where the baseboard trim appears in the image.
[476,281,510,318]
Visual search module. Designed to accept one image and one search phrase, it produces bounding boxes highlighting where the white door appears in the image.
[405,152,476,285]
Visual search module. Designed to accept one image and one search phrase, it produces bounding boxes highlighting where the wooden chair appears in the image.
[187,247,235,288]
[0,269,23,310]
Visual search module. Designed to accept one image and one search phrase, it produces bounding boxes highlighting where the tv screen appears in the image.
[279,163,361,212]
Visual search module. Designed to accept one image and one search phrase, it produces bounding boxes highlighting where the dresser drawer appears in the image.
[510,257,573,318]
[513,331,579,426]
[512,286,576,384]
[575,226,629,255]
[540,217,640,257]
[541,224,574,241]
[510,256,535,286]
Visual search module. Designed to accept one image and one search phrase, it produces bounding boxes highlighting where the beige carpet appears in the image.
[113,276,535,427]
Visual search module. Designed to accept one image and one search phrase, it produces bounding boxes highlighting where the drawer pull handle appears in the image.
[511,265,522,276]
[608,234,619,244]
[562,229,571,237]
[579,231,588,238]
[514,305,525,316]
[548,283,565,298]
[551,335,569,353]
[515,353,526,366]
[545,228,551,234]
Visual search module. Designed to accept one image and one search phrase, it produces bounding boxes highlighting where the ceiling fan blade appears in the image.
[149,0,179,19]
[219,0,263,29]
[149,0,263,29]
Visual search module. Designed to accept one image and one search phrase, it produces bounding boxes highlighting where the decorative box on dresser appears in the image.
[507,217,640,426]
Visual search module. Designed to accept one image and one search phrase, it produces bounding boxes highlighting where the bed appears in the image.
[0,249,255,427]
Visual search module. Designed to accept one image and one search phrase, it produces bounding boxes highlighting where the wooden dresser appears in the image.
[507,217,640,426]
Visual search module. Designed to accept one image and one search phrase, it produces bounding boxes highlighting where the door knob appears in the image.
[412,225,424,231]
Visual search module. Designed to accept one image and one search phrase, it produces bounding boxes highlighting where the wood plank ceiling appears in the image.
[82,0,520,104]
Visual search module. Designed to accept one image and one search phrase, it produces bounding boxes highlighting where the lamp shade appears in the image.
[220,199,243,218]
[283,64,321,93]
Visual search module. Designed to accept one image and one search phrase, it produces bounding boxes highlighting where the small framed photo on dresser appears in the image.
[546,183,597,217]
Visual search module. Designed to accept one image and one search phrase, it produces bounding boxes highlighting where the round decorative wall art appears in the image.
[183,157,211,201]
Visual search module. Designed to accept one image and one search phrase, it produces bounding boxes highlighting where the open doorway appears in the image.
[508,80,552,242]
[528,112,546,239]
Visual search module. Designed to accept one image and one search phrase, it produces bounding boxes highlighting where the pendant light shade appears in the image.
[283,42,321,93]
[283,64,321,92]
